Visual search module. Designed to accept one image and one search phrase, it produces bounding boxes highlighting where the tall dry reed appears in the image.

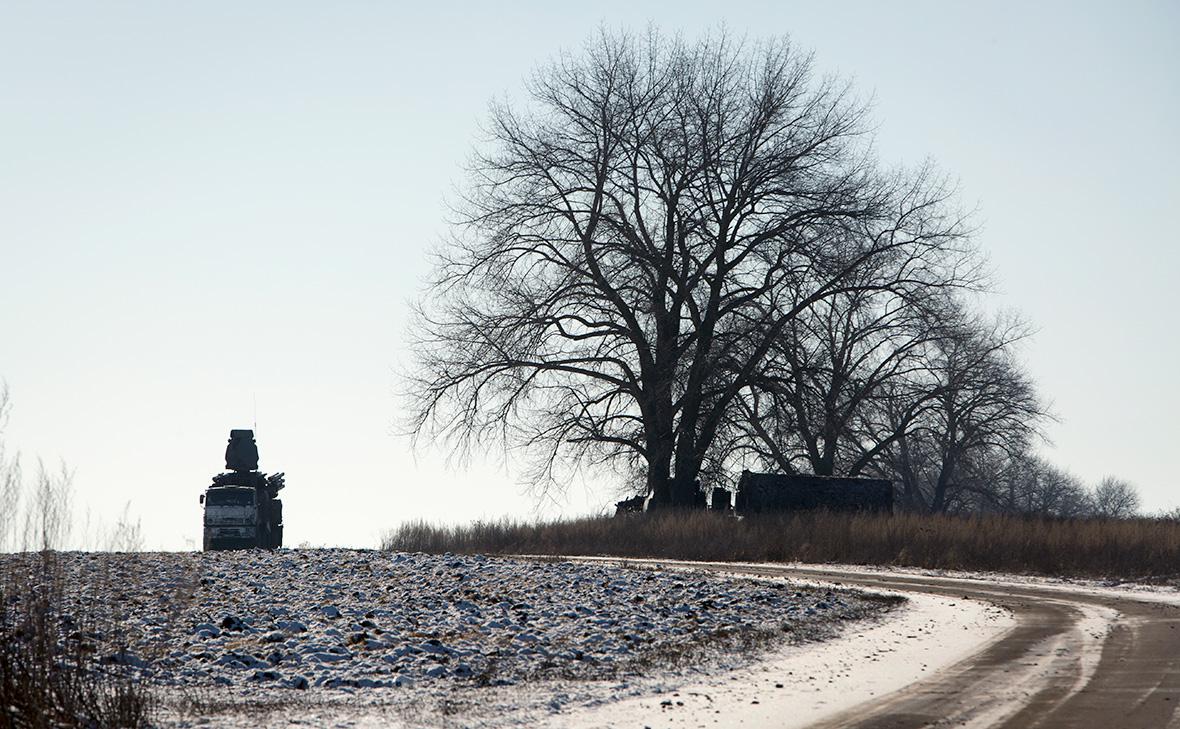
[383,511,1180,583]
[0,404,157,728]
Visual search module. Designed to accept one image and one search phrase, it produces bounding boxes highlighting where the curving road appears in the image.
[580,559,1180,729]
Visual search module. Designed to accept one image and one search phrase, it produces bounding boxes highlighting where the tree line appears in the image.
[407,29,1140,518]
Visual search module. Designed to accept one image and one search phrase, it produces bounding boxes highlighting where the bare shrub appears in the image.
[104,502,145,553]
[1155,507,1180,522]
[0,385,20,552]
[0,384,157,727]
[22,461,75,552]
[0,552,157,728]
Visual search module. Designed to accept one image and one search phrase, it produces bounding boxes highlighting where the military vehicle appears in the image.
[200,429,285,550]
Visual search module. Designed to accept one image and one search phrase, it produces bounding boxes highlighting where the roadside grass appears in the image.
[382,511,1180,583]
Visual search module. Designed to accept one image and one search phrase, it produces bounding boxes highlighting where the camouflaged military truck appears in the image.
[200,429,285,550]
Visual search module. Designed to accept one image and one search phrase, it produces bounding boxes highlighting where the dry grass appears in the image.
[383,511,1180,583]
[0,552,157,728]
[0,413,157,729]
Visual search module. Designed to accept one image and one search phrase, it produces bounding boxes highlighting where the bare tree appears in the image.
[408,29,971,507]
[730,282,967,478]
[1091,476,1140,519]
[968,452,1090,518]
[879,311,1046,513]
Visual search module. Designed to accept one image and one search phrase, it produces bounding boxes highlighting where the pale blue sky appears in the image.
[1,1,1176,549]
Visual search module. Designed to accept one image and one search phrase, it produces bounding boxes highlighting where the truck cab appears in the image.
[202,486,262,550]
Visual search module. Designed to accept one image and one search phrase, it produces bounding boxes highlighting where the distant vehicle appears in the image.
[200,429,285,550]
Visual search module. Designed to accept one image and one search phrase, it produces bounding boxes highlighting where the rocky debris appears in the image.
[0,549,893,712]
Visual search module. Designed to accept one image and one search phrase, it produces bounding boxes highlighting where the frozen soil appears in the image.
[4,549,900,727]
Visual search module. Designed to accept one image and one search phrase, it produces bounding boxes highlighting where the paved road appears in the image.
[722,564,1179,729]
[607,560,1180,729]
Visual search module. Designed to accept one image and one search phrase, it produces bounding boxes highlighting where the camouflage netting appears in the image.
[735,471,893,514]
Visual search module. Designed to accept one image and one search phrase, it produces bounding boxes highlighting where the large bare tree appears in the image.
[877,312,1046,513]
[729,279,969,478]
[408,30,971,507]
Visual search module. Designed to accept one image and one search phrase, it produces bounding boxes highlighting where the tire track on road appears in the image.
[583,560,1180,728]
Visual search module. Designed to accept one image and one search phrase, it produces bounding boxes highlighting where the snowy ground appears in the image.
[3,549,901,727]
[556,559,1016,729]
[557,558,1180,728]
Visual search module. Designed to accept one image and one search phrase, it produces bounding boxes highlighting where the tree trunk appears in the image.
[897,434,926,511]
[930,455,956,514]
[670,456,701,507]
[645,427,674,508]
[646,466,671,507]
[816,436,837,477]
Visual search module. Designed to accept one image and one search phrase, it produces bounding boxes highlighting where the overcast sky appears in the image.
[1,1,1176,550]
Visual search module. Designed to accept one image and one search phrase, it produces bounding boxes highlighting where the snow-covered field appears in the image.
[6,549,900,727]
